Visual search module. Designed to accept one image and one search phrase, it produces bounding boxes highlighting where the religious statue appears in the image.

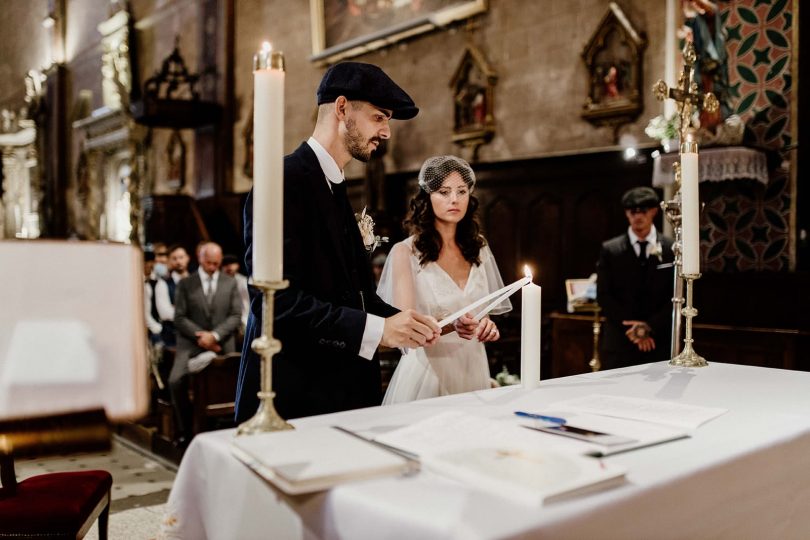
[680,0,730,133]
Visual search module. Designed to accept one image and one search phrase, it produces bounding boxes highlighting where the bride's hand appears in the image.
[475,317,500,342]
[453,313,478,340]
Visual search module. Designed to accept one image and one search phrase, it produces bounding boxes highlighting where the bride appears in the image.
[377,155,511,403]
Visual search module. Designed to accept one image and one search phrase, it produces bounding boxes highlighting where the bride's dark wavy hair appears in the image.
[404,189,484,267]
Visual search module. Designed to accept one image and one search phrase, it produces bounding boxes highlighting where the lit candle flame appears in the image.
[523,264,532,280]
[262,41,272,53]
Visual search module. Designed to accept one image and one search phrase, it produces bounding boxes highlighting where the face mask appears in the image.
[153,262,168,278]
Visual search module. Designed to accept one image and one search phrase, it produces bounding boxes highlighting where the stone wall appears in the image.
[231,0,668,192]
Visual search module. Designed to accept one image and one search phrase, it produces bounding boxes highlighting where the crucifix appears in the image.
[652,40,716,368]
[653,41,719,148]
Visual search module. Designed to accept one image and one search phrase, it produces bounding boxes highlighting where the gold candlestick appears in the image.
[237,279,294,435]
[668,273,707,367]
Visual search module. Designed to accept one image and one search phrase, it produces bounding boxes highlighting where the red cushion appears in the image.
[0,470,111,535]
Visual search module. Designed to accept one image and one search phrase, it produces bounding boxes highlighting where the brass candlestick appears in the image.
[661,181,684,359]
[588,306,602,372]
[669,273,707,367]
[237,279,294,435]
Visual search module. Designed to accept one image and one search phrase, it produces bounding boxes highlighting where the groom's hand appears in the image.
[381,309,440,348]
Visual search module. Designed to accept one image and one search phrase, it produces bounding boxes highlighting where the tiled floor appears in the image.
[13,436,177,538]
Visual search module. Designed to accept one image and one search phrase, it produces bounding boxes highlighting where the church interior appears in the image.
[1,0,808,537]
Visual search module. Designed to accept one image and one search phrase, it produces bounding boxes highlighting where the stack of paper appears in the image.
[374,411,626,506]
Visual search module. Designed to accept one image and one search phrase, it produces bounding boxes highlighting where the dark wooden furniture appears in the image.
[190,352,242,434]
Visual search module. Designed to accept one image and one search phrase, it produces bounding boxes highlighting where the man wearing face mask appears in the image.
[235,62,441,423]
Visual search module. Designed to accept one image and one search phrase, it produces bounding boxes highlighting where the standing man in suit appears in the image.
[597,187,675,369]
[171,241,242,444]
[235,62,441,422]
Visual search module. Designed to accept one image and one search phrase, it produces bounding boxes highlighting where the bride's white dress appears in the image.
[377,236,511,404]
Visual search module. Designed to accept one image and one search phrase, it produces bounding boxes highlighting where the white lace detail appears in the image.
[653,146,769,187]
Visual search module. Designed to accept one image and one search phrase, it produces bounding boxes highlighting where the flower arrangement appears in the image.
[355,207,388,252]
[644,113,681,142]
[650,242,663,261]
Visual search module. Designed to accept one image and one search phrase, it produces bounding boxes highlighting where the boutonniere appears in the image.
[355,206,388,252]
[650,242,663,261]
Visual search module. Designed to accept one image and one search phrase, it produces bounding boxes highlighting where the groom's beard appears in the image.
[344,118,380,163]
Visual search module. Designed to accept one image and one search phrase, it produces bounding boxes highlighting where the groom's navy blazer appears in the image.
[235,142,398,421]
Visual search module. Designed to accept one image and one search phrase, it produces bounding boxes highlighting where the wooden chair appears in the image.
[190,352,242,434]
[0,452,112,539]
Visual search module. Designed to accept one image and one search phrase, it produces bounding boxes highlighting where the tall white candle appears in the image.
[520,265,542,390]
[680,151,700,275]
[252,42,285,283]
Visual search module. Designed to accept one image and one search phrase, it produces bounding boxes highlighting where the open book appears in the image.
[373,411,626,506]
[231,427,415,495]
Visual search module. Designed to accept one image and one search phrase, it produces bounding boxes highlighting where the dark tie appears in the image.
[637,240,648,263]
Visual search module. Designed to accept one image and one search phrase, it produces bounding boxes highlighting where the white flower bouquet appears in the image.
[355,207,388,252]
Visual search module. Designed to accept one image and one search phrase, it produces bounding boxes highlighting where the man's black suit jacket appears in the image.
[235,142,398,421]
[596,233,675,369]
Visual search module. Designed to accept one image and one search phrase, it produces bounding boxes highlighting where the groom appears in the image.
[235,62,440,422]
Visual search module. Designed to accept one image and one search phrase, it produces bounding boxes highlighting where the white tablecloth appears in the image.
[159,362,810,539]
[652,146,769,187]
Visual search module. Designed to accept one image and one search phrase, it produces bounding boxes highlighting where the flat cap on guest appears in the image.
[316,61,419,120]
[621,186,660,209]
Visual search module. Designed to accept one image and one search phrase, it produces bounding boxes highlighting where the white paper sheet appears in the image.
[548,394,727,431]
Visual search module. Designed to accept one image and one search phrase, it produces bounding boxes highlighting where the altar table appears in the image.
[160,362,810,539]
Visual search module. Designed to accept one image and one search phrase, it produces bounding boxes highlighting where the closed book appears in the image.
[231,426,415,495]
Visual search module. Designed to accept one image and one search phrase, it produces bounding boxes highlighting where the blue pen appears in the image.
[514,411,567,424]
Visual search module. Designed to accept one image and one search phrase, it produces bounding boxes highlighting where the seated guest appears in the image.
[597,186,675,369]
[170,242,242,445]
[143,250,162,343]
[154,244,190,347]
[377,155,511,403]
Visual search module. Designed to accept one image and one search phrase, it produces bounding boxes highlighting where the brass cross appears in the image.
[653,41,719,142]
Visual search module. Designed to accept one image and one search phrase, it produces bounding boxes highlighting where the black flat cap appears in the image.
[317,62,419,120]
[222,254,239,267]
[622,187,660,209]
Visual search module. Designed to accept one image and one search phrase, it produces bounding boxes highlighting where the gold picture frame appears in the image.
[310,0,487,64]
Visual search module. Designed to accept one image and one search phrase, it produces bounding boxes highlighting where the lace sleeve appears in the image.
[376,240,418,311]
[480,241,512,316]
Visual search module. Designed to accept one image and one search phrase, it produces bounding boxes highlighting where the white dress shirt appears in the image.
[306,137,384,361]
[144,281,162,335]
[155,271,184,321]
[627,225,659,258]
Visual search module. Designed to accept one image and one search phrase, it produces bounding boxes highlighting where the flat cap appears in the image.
[621,186,659,209]
[222,254,240,267]
[317,62,418,120]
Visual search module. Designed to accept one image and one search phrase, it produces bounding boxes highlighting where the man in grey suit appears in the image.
[170,241,242,445]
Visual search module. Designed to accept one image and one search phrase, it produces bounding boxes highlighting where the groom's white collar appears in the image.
[307,137,344,192]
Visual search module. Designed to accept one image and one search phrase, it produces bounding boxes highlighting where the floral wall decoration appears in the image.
[700,0,793,272]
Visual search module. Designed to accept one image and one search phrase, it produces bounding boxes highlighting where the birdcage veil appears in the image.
[417,155,476,193]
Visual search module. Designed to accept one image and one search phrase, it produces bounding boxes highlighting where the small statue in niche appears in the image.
[680,0,730,133]
[450,44,497,161]
[603,65,620,99]
[166,129,186,193]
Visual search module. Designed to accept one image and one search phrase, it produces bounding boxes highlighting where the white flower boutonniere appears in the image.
[650,242,663,261]
[355,206,389,252]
